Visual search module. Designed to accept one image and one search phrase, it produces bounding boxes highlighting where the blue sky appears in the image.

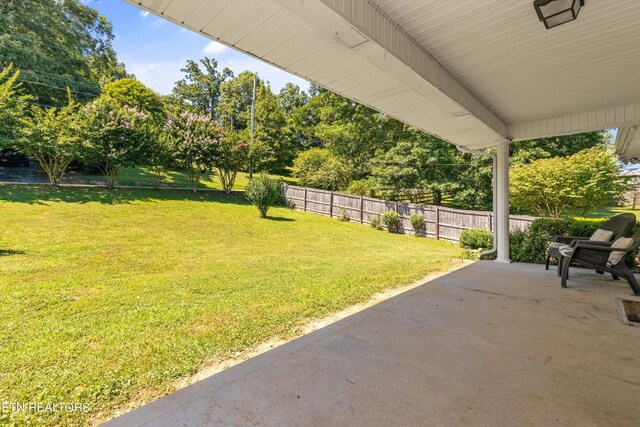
[85,0,310,95]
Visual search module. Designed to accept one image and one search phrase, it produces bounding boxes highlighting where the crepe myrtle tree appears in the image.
[147,131,173,189]
[19,95,80,187]
[213,132,250,194]
[164,112,221,192]
[80,99,152,189]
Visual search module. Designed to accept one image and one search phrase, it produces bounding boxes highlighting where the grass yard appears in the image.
[580,205,639,218]
[0,184,460,426]
[66,166,298,191]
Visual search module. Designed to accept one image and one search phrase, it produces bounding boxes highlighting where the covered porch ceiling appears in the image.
[126,0,640,150]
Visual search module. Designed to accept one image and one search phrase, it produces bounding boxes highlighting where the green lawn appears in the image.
[0,184,459,426]
[67,166,298,191]
[579,205,640,218]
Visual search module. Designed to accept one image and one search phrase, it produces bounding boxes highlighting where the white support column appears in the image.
[495,141,511,263]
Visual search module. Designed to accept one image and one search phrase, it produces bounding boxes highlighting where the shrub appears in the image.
[293,148,352,191]
[245,174,283,218]
[382,210,400,233]
[338,208,350,222]
[409,213,425,236]
[347,179,378,197]
[459,228,493,249]
[529,218,572,237]
[567,218,605,237]
[459,248,483,260]
[370,215,383,230]
[508,230,545,263]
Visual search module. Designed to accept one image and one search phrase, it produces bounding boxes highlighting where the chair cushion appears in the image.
[549,242,570,251]
[590,229,614,242]
[607,237,635,267]
[559,246,575,258]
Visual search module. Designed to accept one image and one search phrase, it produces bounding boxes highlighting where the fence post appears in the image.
[329,191,334,218]
[303,187,307,212]
[435,206,440,240]
[488,212,493,232]
[359,196,364,223]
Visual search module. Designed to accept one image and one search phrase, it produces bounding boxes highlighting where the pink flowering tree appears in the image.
[80,99,152,188]
[163,112,221,192]
[213,135,250,194]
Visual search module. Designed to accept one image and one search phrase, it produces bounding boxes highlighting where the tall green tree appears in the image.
[510,131,609,165]
[0,65,29,148]
[0,0,127,106]
[311,89,408,177]
[218,73,292,170]
[172,57,232,119]
[277,83,308,117]
[372,133,461,205]
[254,85,288,170]
[218,71,259,130]
[101,78,166,125]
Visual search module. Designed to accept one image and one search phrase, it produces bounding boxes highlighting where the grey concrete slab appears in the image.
[104,262,640,426]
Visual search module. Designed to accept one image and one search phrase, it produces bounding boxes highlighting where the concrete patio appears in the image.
[106,261,640,426]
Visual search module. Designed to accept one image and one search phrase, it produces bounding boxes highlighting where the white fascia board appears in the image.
[276,0,508,145]
[509,102,640,141]
[616,124,640,160]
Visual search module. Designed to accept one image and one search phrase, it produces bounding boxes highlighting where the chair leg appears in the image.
[557,257,563,277]
[619,269,640,296]
[612,274,620,280]
[545,256,550,270]
[561,257,571,288]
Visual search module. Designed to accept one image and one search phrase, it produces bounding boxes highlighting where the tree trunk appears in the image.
[433,189,442,206]
[103,161,119,189]
[188,164,200,193]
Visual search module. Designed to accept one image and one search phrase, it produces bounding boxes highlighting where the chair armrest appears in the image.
[553,236,588,245]
[572,240,612,248]
[573,242,637,254]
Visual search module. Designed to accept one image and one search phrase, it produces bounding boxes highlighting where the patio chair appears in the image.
[559,231,640,296]
[545,213,636,276]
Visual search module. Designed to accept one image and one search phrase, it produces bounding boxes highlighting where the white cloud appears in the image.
[140,10,149,18]
[217,56,310,93]
[202,41,228,55]
[127,60,187,95]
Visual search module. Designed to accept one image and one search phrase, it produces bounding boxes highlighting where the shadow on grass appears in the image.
[266,216,295,222]
[0,249,26,256]
[0,184,253,206]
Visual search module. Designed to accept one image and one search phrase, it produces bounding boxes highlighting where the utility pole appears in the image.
[249,73,257,179]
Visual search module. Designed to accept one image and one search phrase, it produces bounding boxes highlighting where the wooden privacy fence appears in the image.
[283,185,535,243]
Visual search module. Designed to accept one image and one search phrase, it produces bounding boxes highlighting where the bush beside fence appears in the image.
[283,185,534,243]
